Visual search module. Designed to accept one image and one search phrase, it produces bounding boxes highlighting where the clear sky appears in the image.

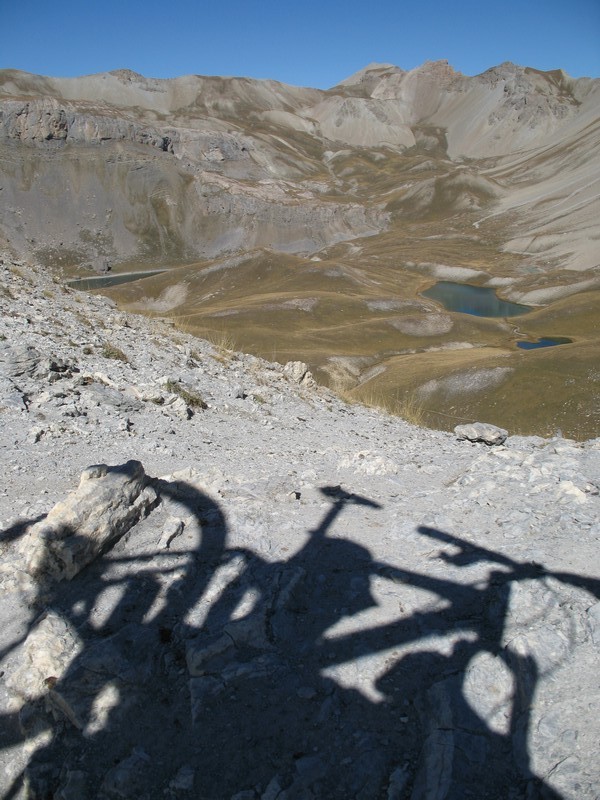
[1,0,598,88]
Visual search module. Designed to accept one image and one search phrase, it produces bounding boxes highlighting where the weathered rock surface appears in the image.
[16,460,157,588]
[0,254,598,799]
[454,421,508,445]
[283,360,315,386]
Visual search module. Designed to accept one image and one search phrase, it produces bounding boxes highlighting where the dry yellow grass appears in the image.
[90,145,599,440]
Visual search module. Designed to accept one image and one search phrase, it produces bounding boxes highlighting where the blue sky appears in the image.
[1,0,598,87]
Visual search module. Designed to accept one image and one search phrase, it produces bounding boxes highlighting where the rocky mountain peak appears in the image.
[333,61,405,88]
[106,68,147,82]
[411,58,460,79]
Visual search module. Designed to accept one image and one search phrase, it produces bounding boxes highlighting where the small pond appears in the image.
[517,336,573,350]
[422,281,531,318]
[67,270,166,291]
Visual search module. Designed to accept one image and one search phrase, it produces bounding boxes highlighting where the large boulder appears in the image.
[284,360,316,387]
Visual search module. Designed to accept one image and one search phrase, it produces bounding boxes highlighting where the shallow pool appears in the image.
[517,336,573,350]
[67,270,165,291]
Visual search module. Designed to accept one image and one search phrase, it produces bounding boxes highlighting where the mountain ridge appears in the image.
[1,60,597,272]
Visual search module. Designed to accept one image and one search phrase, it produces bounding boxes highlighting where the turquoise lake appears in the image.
[422,281,531,318]
[517,337,572,350]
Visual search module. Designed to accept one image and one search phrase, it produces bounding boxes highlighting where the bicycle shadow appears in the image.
[1,476,598,799]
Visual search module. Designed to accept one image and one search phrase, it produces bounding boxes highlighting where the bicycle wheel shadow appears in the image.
[1,469,229,799]
[2,476,598,799]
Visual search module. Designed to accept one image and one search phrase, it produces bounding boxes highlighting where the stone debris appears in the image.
[5,610,82,704]
[0,344,44,379]
[158,516,185,549]
[586,601,600,644]
[54,769,88,800]
[386,765,410,800]
[0,254,598,800]
[0,374,27,411]
[283,360,315,386]
[99,748,151,798]
[169,764,195,791]
[454,421,508,445]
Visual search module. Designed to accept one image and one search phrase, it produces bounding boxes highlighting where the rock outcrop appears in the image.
[17,460,158,588]
[454,422,508,445]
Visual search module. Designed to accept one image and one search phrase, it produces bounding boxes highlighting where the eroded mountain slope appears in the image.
[0,61,598,437]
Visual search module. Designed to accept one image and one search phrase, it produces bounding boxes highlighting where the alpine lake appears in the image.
[422,281,572,349]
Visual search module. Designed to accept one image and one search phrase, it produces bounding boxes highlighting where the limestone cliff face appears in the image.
[0,62,598,271]
[0,97,172,149]
[0,69,386,267]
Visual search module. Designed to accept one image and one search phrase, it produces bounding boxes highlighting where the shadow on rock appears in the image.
[1,470,598,799]
[0,515,46,545]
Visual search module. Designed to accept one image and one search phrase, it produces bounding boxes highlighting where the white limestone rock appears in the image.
[283,360,315,386]
[17,460,158,586]
[5,609,82,703]
[454,422,508,445]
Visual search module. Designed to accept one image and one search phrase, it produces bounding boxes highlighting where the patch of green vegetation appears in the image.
[102,342,129,362]
[164,379,207,409]
[9,266,26,280]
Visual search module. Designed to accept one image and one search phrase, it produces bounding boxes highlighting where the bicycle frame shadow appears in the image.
[1,478,598,799]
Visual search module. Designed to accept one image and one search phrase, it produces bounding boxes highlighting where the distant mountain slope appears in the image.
[1,62,598,438]
[0,61,598,271]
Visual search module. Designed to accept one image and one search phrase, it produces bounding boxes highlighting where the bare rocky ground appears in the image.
[0,254,599,800]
